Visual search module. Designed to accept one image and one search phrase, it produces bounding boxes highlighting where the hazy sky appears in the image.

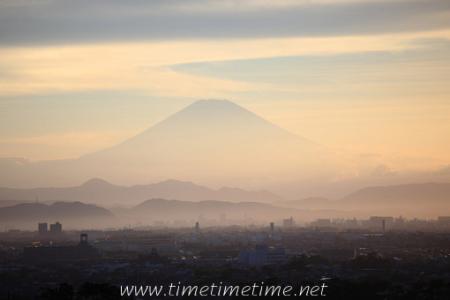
[1,0,450,173]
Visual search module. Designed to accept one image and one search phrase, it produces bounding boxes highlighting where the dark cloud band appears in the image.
[0,0,449,45]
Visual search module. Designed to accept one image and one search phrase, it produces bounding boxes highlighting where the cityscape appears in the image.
[0,216,449,299]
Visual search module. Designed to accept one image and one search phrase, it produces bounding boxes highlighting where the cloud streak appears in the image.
[1,30,449,97]
[0,0,449,45]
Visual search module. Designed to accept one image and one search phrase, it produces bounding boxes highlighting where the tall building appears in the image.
[195,222,200,232]
[38,223,48,235]
[283,217,295,228]
[80,233,88,245]
[369,216,393,232]
[49,222,62,233]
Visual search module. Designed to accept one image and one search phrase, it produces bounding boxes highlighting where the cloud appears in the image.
[0,0,449,45]
[1,30,449,97]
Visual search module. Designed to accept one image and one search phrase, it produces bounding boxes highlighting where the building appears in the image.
[49,222,62,233]
[369,216,393,232]
[38,223,48,235]
[283,217,295,228]
[80,233,89,245]
[195,222,200,232]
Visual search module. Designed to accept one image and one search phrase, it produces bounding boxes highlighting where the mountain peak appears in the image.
[179,99,251,116]
[8,99,329,188]
[191,99,235,106]
[156,179,199,188]
[188,99,238,108]
[81,178,114,188]
[73,98,326,187]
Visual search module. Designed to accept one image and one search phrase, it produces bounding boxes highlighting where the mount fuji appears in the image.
[0,100,336,189]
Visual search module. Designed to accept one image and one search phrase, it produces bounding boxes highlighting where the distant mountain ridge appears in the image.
[3,181,448,229]
[339,182,450,216]
[280,197,332,210]
[124,198,298,224]
[0,201,114,229]
[342,182,450,203]
[0,178,283,206]
[0,198,338,230]
[275,182,450,218]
